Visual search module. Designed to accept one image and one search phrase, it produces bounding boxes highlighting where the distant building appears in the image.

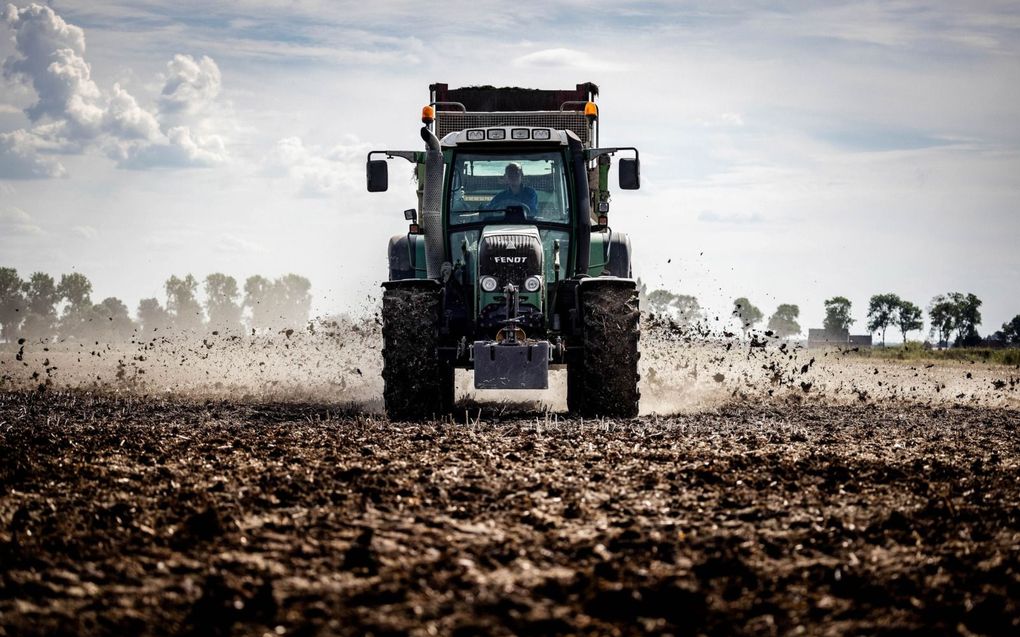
[808,328,847,348]
[808,328,872,348]
[848,334,873,347]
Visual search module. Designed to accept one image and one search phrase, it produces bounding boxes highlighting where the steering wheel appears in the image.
[503,203,531,223]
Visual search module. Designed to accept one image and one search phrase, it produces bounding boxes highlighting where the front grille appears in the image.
[437,111,591,145]
[478,233,543,285]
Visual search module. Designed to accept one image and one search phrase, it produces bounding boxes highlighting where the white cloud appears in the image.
[512,47,625,72]
[1,5,230,177]
[0,129,66,178]
[697,210,764,225]
[263,135,371,197]
[158,54,221,120]
[72,224,97,239]
[217,233,262,253]
[0,204,43,234]
[104,83,161,141]
[115,126,227,169]
[2,4,103,135]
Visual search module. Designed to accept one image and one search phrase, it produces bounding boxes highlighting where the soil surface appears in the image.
[2,390,1018,636]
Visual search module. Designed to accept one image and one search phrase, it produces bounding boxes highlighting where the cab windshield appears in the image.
[448,152,570,225]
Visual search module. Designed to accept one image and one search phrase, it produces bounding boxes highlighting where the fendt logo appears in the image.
[493,256,527,264]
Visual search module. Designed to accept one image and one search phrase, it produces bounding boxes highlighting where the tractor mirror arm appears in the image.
[585,147,641,190]
[367,150,421,163]
[584,147,639,162]
[365,151,423,193]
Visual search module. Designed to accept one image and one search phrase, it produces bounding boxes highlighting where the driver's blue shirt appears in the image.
[487,186,538,214]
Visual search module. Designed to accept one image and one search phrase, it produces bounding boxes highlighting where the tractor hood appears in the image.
[476,225,543,286]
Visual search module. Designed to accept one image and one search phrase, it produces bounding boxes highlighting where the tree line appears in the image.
[644,288,803,339]
[643,285,1020,347]
[0,267,312,343]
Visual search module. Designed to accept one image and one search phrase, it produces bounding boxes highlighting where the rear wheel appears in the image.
[381,282,455,420]
[566,281,640,418]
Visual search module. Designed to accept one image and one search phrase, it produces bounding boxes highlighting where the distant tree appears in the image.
[947,292,982,346]
[272,274,313,327]
[57,272,93,308]
[57,272,94,339]
[646,289,701,324]
[647,289,677,316]
[733,297,764,336]
[823,296,854,333]
[21,272,59,340]
[165,274,204,330]
[93,297,135,341]
[204,273,242,331]
[1001,315,1020,345]
[673,294,702,325]
[866,293,902,346]
[244,275,273,329]
[137,298,171,334]
[895,300,924,343]
[928,295,956,347]
[767,304,801,339]
[0,267,26,342]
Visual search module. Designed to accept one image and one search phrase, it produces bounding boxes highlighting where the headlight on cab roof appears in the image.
[524,275,542,292]
[466,130,484,141]
[511,128,529,140]
[532,129,551,140]
[480,276,498,292]
[486,129,506,140]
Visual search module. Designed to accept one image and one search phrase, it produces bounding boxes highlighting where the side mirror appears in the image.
[367,159,389,192]
[619,158,640,190]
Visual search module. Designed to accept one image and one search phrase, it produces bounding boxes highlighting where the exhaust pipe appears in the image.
[568,135,591,277]
[420,127,445,280]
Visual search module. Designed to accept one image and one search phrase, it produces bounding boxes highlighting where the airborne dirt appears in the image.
[1,321,1019,635]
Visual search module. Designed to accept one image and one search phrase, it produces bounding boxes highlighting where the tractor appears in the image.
[366,83,641,420]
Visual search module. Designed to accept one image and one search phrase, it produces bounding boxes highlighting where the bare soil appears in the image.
[2,390,1018,636]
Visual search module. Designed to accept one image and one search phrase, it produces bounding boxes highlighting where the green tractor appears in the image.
[367,83,641,420]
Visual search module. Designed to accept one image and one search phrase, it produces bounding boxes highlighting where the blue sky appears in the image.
[1,1,1018,337]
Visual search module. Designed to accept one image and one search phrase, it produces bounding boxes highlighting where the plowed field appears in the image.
[2,389,1018,636]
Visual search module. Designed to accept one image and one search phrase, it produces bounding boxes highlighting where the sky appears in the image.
[1,0,1018,338]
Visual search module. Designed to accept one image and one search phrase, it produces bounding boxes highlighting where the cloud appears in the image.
[1,5,229,177]
[158,54,221,120]
[2,4,103,135]
[217,233,262,253]
[512,47,624,72]
[115,126,227,169]
[72,224,97,239]
[263,135,371,197]
[104,83,161,141]
[0,204,43,234]
[0,129,67,178]
[698,210,765,225]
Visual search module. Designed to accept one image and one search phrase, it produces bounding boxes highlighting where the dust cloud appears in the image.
[1,314,1017,414]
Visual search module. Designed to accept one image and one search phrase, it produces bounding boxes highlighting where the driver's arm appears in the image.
[524,187,538,214]
[485,191,505,210]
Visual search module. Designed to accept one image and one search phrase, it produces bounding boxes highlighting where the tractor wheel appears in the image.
[566,281,640,418]
[381,282,455,420]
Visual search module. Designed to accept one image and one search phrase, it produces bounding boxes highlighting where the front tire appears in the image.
[566,281,640,418]
[381,281,455,420]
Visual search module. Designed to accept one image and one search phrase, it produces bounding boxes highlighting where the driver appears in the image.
[486,163,538,214]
